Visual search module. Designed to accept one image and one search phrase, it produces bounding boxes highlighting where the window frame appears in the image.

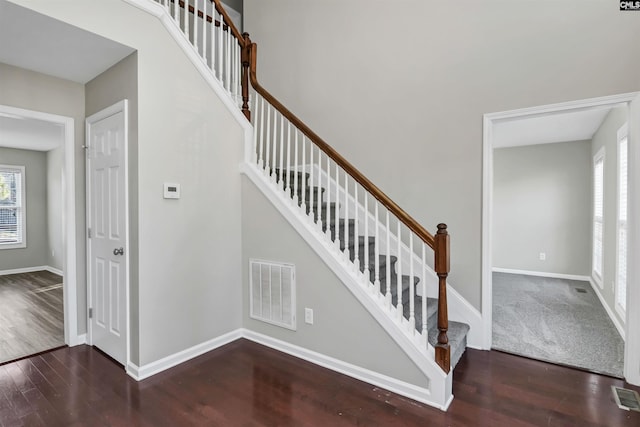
[592,148,605,286]
[0,165,26,250]
[615,124,628,316]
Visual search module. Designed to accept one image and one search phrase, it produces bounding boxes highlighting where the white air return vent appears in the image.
[250,259,296,330]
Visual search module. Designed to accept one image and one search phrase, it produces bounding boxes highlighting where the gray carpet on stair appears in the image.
[492,272,624,378]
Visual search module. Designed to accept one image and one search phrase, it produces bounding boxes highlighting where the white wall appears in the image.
[493,140,592,276]
[10,0,247,366]
[591,106,628,327]
[243,0,640,311]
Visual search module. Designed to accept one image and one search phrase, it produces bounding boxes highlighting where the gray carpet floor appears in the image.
[492,272,624,378]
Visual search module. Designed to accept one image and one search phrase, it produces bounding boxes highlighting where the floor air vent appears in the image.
[612,386,640,412]
[250,259,296,330]
[575,288,587,294]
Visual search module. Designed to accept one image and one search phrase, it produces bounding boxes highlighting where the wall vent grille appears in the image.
[250,259,296,330]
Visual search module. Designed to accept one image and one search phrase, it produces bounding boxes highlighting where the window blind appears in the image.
[617,137,628,311]
[0,167,24,246]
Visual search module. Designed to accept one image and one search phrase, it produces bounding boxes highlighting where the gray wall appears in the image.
[46,145,63,271]
[0,61,86,330]
[244,0,640,310]
[85,52,140,364]
[242,177,429,388]
[0,147,48,270]
[591,106,628,327]
[493,141,592,276]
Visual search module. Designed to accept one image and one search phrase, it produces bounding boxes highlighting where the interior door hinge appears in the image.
[88,228,92,238]
[89,308,93,319]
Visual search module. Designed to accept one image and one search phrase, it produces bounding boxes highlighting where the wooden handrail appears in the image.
[245,40,436,249]
[211,0,245,47]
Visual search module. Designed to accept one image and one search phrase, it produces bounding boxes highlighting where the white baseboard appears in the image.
[589,279,626,340]
[492,268,590,282]
[240,329,449,410]
[0,266,49,276]
[0,265,63,277]
[45,266,63,276]
[126,329,243,381]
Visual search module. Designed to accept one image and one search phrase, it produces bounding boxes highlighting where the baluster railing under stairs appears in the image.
[154,0,452,373]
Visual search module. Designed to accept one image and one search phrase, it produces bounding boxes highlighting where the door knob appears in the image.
[113,247,124,256]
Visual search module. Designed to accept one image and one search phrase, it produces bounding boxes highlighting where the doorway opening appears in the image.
[0,104,79,364]
[482,92,639,378]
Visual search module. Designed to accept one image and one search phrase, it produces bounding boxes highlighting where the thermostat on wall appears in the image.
[163,183,181,199]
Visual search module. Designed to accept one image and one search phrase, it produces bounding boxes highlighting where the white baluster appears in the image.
[232,42,238,102]
[236,43,242,104]
[293,129,299,205]
[217,16,223,81]
[374,202,381,296]
[271,112,278,182]
[344,173,349,260]
[386,212,391,307]
[225,25,231,92]
[264,104,271,176]
[354,184,359,271]
[258,96,265,169]
[316,149,323,230]
[202,2,207,64]
[173,0,178,25]
[422,242,427,340]
[397,220,403,320]
[184,0,190,40]
[326,159,331,238]
[193,1,199,54]
[252,92,259,164]
[308,142,314,220]
[279,115,284,188]
[285,122,291,196]
[364,194,370,283]
[211,4,217,76]
[409,233,415,333]
[165,0,170,13]
[301,136,307,212]
[334,163,339,248]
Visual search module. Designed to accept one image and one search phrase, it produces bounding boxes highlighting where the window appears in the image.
[616,125,628,314]
[0,165,26,249]
[592,148,605,284]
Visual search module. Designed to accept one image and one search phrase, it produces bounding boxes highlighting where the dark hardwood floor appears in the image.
[0,339,638,426]
[0,271,64,365]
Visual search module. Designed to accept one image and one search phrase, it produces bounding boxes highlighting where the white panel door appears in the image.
[86,101,128,366]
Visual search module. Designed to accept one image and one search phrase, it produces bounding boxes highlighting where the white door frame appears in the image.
[482,92,640,384]
[0,104,79,346]
[85,99,130,367]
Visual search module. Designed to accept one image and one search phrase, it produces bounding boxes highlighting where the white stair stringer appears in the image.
[240,161,453,411]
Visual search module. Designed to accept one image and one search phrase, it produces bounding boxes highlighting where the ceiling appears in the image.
[0,113,63,151]
[0,0,135,84]
[492,105,619,149]
[0,0,135,151]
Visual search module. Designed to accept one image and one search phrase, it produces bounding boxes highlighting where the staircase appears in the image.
[279,169,470,370]
[148,0,471,409]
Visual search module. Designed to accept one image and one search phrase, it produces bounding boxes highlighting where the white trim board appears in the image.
[481,92,640,352]
[492,268,590,282]
[0,104,79,348]
[126,329,243,381]
[589,279,625,341]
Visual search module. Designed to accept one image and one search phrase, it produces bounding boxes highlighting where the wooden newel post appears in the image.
[434,223,450,373]
[241,32,252,121]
